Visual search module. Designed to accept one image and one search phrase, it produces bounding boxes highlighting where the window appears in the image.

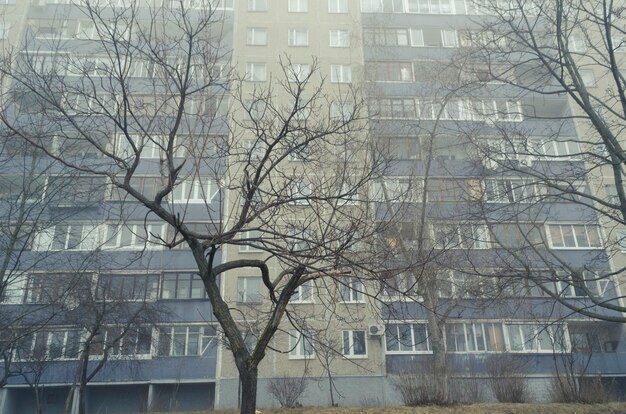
[47,176,105,207]
[410,28,424,46]
[441,29,458,47]
[342,330,367,357]
[289,0,308,12]
[339,277,364,303]
[102,223,164,250]
[291,280,314,303]
[579,69,596,87]
[329,30,350,47]
[555,270,610,298]
[24,273,89,304]
[158,325,216,357]
[536,139,582,159]
[366,62,413,82]
[330,64,352,83]
[330,101,354,121]
[432,223,490,249]
[370,98,417,119]
[288,28,309,46]
[289,330,314,358]
[407,0,453,13]
[27,330,81,360]
[245,63,267,82]
[506,323,568,353]
[446,323,505,352]
[90,326,152,357]
[172,179,219,203]
[32,224,99,251]
[363,28,410,46]
[237,277,263,303]
[385,323,430,353]
[287,63,311,82]
[0,174,46,203]
[246,28,267,45]
[289,181,312,204]
[248,0,267,11]
[97,274,159,301]
[569,33,587,53]
[161,273,206,299]
[329,0,348,13]
[484,178,537,203]
[546,224,603,249]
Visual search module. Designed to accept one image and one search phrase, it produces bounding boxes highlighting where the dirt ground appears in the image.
[163,403,626,414]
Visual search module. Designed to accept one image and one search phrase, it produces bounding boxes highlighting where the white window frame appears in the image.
[291,280,314,303]
[239,229,263,252]
[288,0,308,12]
[158,325,215,357]
[246,27,267,46]
[339,277,364,303]
[342,330,367,358]
[247,0,267,11]
[102,223,164,250]
[32,224,99,251]
[287,63,311,83]
[329,0,348,13]
[171,179,219,203]
[441,29,458,47]
[505,323,569,353]
[385,322,431,354]
[237,276,263,303]
[288,28,309,47]
[288,330,315,359]
[446,322,506,353]
[330,64,352,83]
[329,29,350,47]
[546,223,603,249]
[245,62,267,82]
[288,181,312,204]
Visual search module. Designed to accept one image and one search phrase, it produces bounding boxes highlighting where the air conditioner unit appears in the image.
[368,324,384,337]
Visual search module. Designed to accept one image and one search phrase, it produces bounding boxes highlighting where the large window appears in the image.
[288,330,314,358]
[246,27,267,45]
[291,280,314,303]
[339,277,364,303]
[432,223,490,249]
[369,98,417,119]
[157,325,216,357]
[366,62,414,82]
[32,224,99,251]
[21,330,81,360]
[96,274,159,301]
[446,322,505,352]
[385,323,430,353]
[330,65,352,83]
[505,323,568,353]
[237,277,262,303]
[407,0,454,13]
[329,29,350,47]
[288,28,309,47]
[546,224,603,249]
[24,273,90,304]
[171,179,219,203]
[287,63,311,83]
[245,63,267,82]
[89,326,152,357]
[103,223,164,250]
[342,330,367,357]
[247,0,267,11]
[363,28,410,46]
[329,0,348,13]
[484,178,537,203]
[289,0,308,12]
[161,273,206,299]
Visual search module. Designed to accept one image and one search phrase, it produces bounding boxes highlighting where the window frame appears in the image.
[342,330,368,358]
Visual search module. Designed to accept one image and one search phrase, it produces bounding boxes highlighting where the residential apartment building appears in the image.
[0,0,624,413]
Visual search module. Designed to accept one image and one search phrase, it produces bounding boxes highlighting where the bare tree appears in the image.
[0,2,389,413]
[450,0,626,321]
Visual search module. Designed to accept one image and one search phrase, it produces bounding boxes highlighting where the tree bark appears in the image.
[239,366,258,414]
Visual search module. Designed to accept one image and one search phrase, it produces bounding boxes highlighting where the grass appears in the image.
[153,403,626,414]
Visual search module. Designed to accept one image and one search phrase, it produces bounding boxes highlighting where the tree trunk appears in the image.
[239,366,258,414]
[424,290,448,403]
[78,383,87,414]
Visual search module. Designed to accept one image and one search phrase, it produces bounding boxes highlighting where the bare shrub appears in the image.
[550,375,615,403]
[392,373,447,406]
[486,354,528,403]
[449,377,484,403]
[266,376,308,408]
